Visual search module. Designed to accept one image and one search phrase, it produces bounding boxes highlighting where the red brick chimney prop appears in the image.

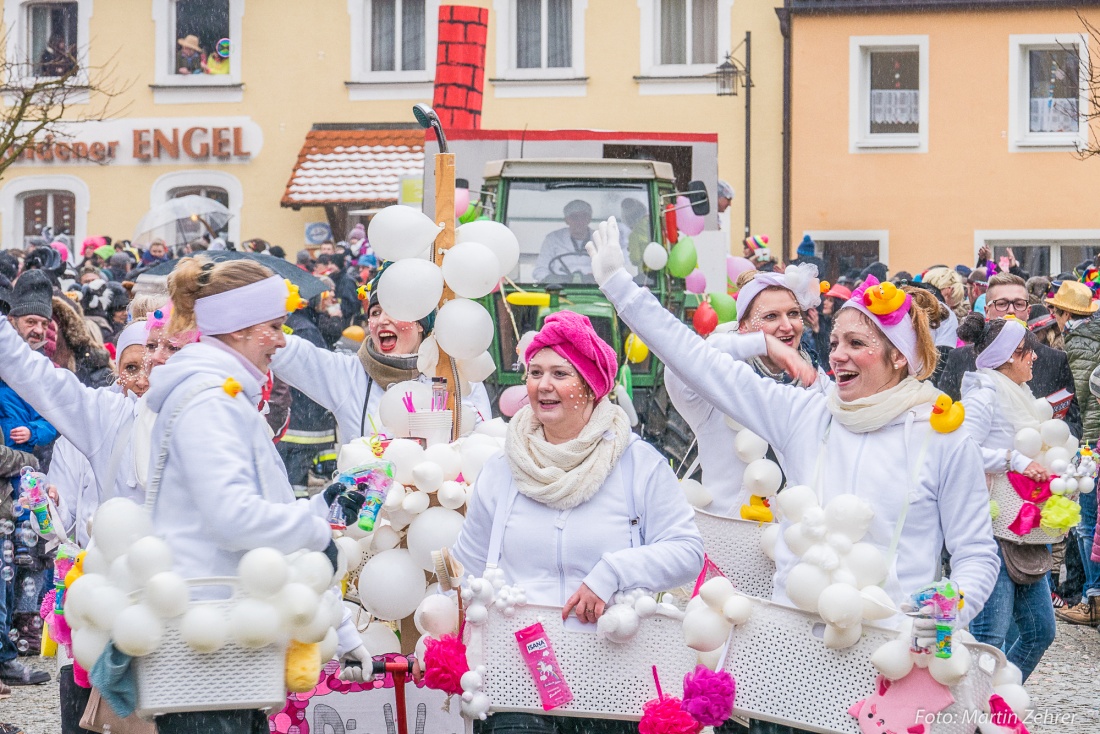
[433,5,488,130]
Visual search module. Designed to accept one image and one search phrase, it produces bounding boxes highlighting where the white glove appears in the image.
[584,216,625,286]
[912,605,939,651]
[338,644,371,682]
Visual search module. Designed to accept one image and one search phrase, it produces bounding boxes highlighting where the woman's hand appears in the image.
[562,583,606,624]
[1022,462,1049,483]
[763,334,816,386]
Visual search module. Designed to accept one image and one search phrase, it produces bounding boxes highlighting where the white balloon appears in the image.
[337,438,381,473]
[71,627,110,669]
[1033,397,1054,422]
[319,627,339,662]
[682,607,731,652]
[87,585,131,631]
[357,549,427,621]
[442,241,501,299]
[82,545,109,576]
[743,459,782,498]
[379,382,433,438]
[458,351,497,385]
[292,552,336,595]
[456,220,520,277]
[238,548,289,599]
[783,523,814,557]
[360,620,402,655]
[995,682,1030,715]
[126,536,174,585]
[377,259,444,322]
[1014,428,1043,458]
[1049,477,1068,495]
[824,494,874,541]
[108,556,136,593]
[642,242,669,270]
[179,605,229,653]
[406,507,465,572]
[229,599,281,649]
[871,639,914,680]
[367,205,442,261]
[382,483,407,512]
[435,299,494,361]
[823,622,862,649]
[91,498,152,561]
[414,594,460,637]
[474,417,508,439]
[927,643,971,686]
[278,582,322,627]
[860,585,899,621]
[992,661,1023,687]
[112,604,164,657]
[402,491,431,515]
[424,444,462,481]
[144,572,190,619]
[437,480,468,510]
[1039,419,1071,450]
[699,577,735,609]
[760,523,780,560]
[734,430,769,464]
[335,536,365,573]
[384,439,427,485]
[1043,446,1072,470]
[680,478,713,508]
[722,594,753,626]
[292,603,335,644]
[411,462,445,493]
[816,584,863,628]
[785,562,830,613]
[775,485,818,523]
[845,543,889,588]
[460,442,500,484]
[64,574,107,630]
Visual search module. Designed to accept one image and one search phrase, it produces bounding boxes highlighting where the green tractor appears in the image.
[472,158,710,466]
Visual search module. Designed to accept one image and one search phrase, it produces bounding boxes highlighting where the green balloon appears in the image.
[710,292,737,323]
[667,237,697,279]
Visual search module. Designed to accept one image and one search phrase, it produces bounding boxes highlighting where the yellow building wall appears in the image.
[0,0,785,253]
[790,8,1100,274]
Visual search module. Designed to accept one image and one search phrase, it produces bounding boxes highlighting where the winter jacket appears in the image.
[48,297,113,388]
[600,270,1000,626]
[143,339,331,585]
[0,379,57,450]
[271,335,493,444]
[281,311,337,446]
[1064,315,1100,442]
[452,436,704,605]
[936,344,1081,439]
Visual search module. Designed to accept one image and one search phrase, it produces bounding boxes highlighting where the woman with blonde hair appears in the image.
[922,266,969,319]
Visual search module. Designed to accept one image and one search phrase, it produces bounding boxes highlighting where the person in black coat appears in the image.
[935,273,1081,438]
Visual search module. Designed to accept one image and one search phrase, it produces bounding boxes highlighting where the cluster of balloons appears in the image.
[682,576,753,654]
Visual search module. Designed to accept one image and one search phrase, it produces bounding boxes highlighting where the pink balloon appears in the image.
[499,385,530,417]
[684,268,706,294]
[454,188,471,218]
[676,195,705,237]
[727,255,754,283]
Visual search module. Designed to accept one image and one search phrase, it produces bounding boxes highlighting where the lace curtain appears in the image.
[870,89,920,126]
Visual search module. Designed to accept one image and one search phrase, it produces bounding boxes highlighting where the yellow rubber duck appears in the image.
[739,495,774,523]
[863,281,907,315]
[930,394,965,434]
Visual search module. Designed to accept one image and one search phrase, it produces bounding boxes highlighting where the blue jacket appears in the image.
[0,379,58,450]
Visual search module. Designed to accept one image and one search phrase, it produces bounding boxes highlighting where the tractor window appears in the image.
[504,180,650,284]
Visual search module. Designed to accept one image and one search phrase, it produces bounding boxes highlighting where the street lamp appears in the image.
[717,33,752,237]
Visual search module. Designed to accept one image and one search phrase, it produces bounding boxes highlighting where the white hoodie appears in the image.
[960,371,1036,474]
[271,335,493,443]
[142,339,332,583]
[600,270,999,624]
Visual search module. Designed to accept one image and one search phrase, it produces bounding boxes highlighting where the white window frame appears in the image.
[150,0,244,104]
[491,0,587,98]
[635,0,732,96]
[849,35,929,153]
[1008,34,1089,152]
[2,0,92,98]
[801,229,890,269]
[346,0,438,101]
[974,229,1100,275]
[0,174,88,250]
[151,170,242,246]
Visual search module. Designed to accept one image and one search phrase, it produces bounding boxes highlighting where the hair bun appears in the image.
[955,309,987,344]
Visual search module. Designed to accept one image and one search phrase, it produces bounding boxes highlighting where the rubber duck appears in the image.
[863,281,907,315]
[223,377,243,398]
[930,394,965,434]
[739,495,774,523]
[63,550,86,588]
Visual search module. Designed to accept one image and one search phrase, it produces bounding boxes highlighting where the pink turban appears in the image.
[525,310,618,401]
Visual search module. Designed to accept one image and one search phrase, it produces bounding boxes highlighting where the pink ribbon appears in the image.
[987,694,1030,734]
[849,275,912,326]
[1005,471,1051,537]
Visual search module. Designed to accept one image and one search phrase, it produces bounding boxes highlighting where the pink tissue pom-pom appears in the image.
[73,662,90,688]
[423,634,469,696]
[50,612,72,647]
[639,696,703,734]
[681,665,736,727]
[40,589,56,619]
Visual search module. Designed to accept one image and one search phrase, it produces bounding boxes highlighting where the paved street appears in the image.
[3,622,1098,734]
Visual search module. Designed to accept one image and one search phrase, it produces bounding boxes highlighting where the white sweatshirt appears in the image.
[48,437,98,547]
[601,271,999,624]
[452,437,704,605]
[667,331,828,517]
[271,335,493,443]
[960,372,1036,475]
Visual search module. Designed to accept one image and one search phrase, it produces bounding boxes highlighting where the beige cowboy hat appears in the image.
[177,35,202,52]
[1045,280,1100,315]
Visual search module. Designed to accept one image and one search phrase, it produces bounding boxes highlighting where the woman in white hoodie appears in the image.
[453,310,703,734]
[145,257,366,734]
[587,218,999,732]
[956,313,1056,680]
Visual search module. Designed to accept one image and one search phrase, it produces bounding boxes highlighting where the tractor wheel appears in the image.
[633,383,697,473]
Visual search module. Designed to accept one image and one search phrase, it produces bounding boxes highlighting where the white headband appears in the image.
[842,299,922,375]
[975,319,1027,370]
[735,263,821,318]
[114,321,148,361]
[193,276,288,335]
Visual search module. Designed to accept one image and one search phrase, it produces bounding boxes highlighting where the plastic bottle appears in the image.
[356,469,393,532]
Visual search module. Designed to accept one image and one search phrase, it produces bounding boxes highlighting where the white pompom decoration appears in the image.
[179,605,229,653]
[91,498,152,561]
[125,536,174,585]
[238,548,289,599]
[229,599,281,649]
[144,571,190,619]
[112,604,164,657]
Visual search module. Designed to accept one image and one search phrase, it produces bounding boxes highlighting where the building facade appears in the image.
[784,0,1100,280]
[0,0,784,252]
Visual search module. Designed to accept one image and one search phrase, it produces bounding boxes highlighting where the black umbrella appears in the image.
[139,251,327,300]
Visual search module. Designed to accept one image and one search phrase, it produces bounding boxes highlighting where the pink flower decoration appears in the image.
[681,666,736,727]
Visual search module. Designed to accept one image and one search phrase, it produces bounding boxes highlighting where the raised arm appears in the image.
[666,330,768,430]
[270,334,361,417]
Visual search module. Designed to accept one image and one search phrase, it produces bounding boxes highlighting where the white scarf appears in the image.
[977,367,1042,432]
[826,377,943,434]
[505,399,632,510]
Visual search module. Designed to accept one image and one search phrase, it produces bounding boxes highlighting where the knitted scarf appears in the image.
[505,399,632,510]
[826,377,943,434]
[357,338,418,389]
